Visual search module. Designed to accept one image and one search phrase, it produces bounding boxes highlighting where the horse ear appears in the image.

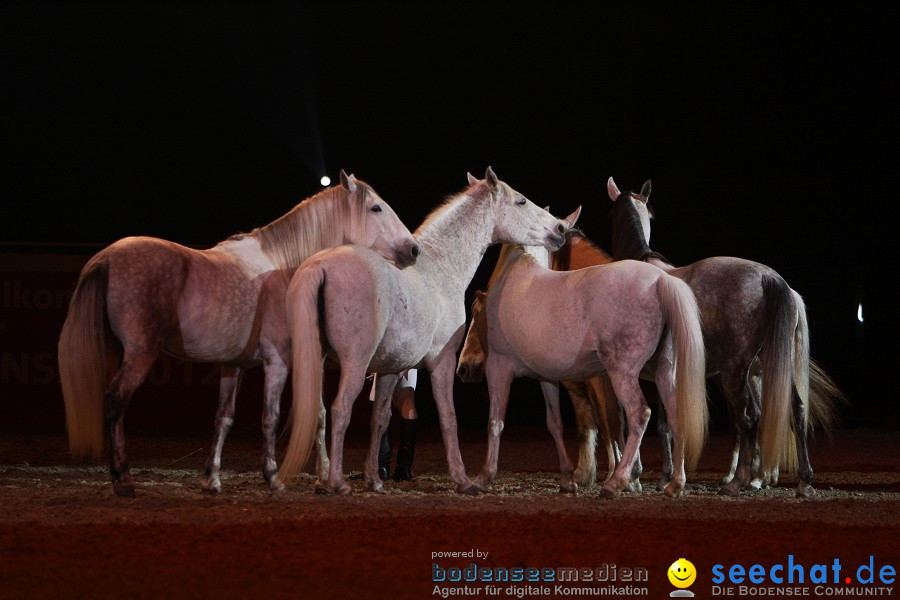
[543,205,551,212]
[563,205,582,228]
[339,169,358,194]
[484,166,499,190]
[639,180,652,202]
[467,172,479,186]
[475,289,487,301]
[607,177,621,202]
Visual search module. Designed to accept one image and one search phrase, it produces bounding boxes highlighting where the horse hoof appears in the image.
[335,483,353,496]
[268,479,287,494]
[457,482,482,496]
[664,483,684,497]
[201,482,221,495]
[628,480,643,493]
[113,482,136,498]
[314,485,331,495]
[366,480,385,494]
[560,482,578,494]
[599,486,618,499]
[719,484,740,498]
[796,484,816,499]
[749,478,763,491]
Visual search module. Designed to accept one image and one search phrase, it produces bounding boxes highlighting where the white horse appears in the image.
[457,220,709,497]
[58,171,418,496]
[276,167,571,495]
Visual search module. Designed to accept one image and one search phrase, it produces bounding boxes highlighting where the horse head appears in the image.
[457,290,488,383]
[607,176,653,245]
[340,169,419,268]
[467,167,569,252]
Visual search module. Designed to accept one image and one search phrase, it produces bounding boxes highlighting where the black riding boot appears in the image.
[393,417,418,481]
[378,426,392,481]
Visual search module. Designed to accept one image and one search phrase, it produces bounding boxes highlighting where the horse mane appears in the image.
[609,193,672,265]
[486,243,527,291]
[248,184,369,270]
[415,180,491,242]
[553,228,614,271]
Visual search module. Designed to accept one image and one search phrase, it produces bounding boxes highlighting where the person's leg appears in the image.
[393,370,418,481]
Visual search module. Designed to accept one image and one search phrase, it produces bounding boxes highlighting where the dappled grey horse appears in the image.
[605,177,842,498]
[59,171,418,496]
[456,213,709,497]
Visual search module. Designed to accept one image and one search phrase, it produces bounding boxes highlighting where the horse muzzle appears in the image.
[456,361,484,383]
[394,241,420,269]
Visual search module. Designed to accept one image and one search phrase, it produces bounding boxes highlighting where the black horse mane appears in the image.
[609,192,672,265]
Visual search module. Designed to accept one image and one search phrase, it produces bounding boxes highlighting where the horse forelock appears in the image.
[252,185,367,270]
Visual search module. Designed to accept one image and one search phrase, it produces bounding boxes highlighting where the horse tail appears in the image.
[792,290,845,438]
[657,274,708,470]
[277,262,327,484]
[58,259,110,460]
[757,275,799,474]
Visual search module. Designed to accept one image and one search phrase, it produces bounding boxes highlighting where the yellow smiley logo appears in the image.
[668,558,697,588]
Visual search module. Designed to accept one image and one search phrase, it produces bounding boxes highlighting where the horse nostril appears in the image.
[458,365,469,379]
[410,244,420,258]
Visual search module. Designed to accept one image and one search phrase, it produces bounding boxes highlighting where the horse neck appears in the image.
[609,200,655,262]
[485,243,542,296]
[414,189,498,296]
[554,233,614,271]
[250,188,360,271]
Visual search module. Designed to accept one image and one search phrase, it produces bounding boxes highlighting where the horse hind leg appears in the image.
[792,384,815,498]
[326,364,369,496]
[718,367,759,497]
[600,372,651,498]
[203,365,244,494]
[105,350,159,497]
[540,381,577,493]
[655,400,673,492]
[260,358,290,493]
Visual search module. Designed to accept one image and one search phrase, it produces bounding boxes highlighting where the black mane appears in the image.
[609,192,672,265]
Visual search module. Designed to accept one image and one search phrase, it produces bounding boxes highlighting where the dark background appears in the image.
[2,3,897,430]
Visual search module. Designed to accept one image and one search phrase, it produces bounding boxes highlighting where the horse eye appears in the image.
[516,197,526,206]
[371,204,382,213]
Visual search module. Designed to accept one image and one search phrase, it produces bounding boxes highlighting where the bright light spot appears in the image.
[320,175,331,187]
[857,303,864,323]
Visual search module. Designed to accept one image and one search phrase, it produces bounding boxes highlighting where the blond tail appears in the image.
[657,275,708,470]
[58,260,109,460]
[758,276,798,474]
[276,263,327,483]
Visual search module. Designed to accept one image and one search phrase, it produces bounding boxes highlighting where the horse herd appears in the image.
[58,168,842,500]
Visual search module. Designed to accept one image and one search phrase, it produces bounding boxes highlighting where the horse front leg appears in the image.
[540,380,576,493]
[203,364,244,494]
[429,352,477,495]
[364,373,400,493]
[473,363,514,492]
[565,381,597,488]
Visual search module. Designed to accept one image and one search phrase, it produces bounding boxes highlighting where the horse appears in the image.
[605,177,842,498]
[456,232,637,491]
[275,167,571,495]
[455,215,709,497]
[58,170,419,497]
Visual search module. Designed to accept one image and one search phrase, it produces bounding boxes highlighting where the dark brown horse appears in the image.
[58,171,419,496]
